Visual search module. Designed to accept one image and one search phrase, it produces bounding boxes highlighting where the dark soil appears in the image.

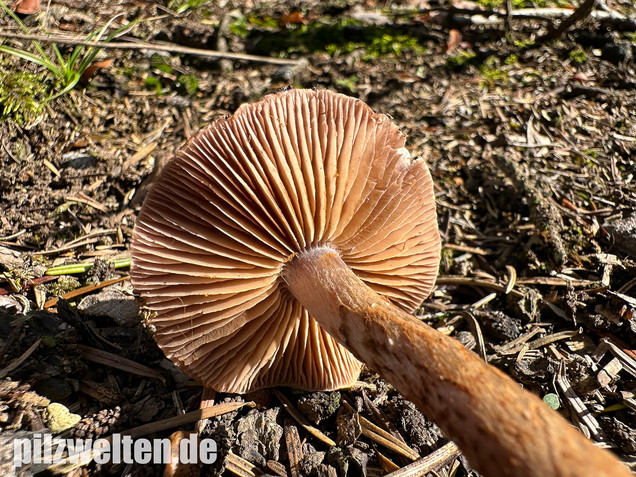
[1,1,636,476]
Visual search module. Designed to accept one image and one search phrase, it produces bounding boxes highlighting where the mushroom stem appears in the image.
[283,246,630,477]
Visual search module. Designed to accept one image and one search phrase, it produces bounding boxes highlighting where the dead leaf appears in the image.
[80,58,114,85]
[11,0,40,14]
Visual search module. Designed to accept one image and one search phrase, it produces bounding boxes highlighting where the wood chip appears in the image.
[267,460,288,477]
[597,357,622,388]
[284,420,303,477]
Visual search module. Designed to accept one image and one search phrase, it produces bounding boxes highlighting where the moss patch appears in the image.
[0,70,51,124]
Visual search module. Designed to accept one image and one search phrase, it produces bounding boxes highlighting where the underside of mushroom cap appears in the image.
[131,88,440,393]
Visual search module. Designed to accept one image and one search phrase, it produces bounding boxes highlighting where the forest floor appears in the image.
[1,0,636,476]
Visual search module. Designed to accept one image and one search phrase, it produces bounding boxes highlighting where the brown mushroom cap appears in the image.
[131,89,440,393]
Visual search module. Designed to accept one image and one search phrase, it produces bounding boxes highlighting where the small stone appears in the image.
[78,290,139,326]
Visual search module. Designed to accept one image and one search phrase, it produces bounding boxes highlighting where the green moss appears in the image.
[362,33,426,59]
[513,39,536,49]
[440,247,455,273]
[177,74,199,95]
[151,54,173,74]
[504,54,518,65]
[246,19,425,59]
[479,55,509,87]
[166,0,209,14]
[41,335,58,348]
[569,49,587,65]
[0,70,50,124]
[144,76,163,94]
[481,67,508,83]
[46,276,80,297]
[229,16,249,38]
[446,51,478,70]
[336,75,358,93]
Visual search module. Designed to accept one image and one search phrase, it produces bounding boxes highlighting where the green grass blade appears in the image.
[0,45,63,77]
[51,43,72,82]
[76,13,127,73]
[47,73,80,102]
[45,258,131,276]
[0,0,56,69]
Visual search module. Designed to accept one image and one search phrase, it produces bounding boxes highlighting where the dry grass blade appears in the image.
[443,243,490,255]
[495,327,544,355]
[342,400,419,460]
[43,275,129,308]
[504,265,517,294]
[273,389,336,447]
[123,401,252,439]
[594,337,636,378]
[0,338,41,379]
[123,142,158,171]
[284,420,303,477]
[556,360,605,441]
[385,442,460,476]
[515,276,598,287]
[226,451,258,477]
[375,449,400,473]
[361,390,407,445]
[523,329,581,351]
[0,31,300,65]
[64,193,109,213]
[462,311,487,362]
[75,344,165,383]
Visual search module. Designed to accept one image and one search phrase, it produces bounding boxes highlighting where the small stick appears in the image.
[0,31,300,65]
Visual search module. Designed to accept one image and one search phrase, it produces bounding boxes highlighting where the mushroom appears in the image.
[131,89,630,477]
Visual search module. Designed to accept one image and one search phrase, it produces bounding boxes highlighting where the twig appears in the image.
[388,5,636,29]
[0,338,41,379]
[0,31,300,65]
[435,276,525,299]
[43,275,129,309]
[544,0,596,41]
[504,0,513,42]
[75,344,165,382]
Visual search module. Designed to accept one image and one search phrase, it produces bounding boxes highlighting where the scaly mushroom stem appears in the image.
[283,246,630,477]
